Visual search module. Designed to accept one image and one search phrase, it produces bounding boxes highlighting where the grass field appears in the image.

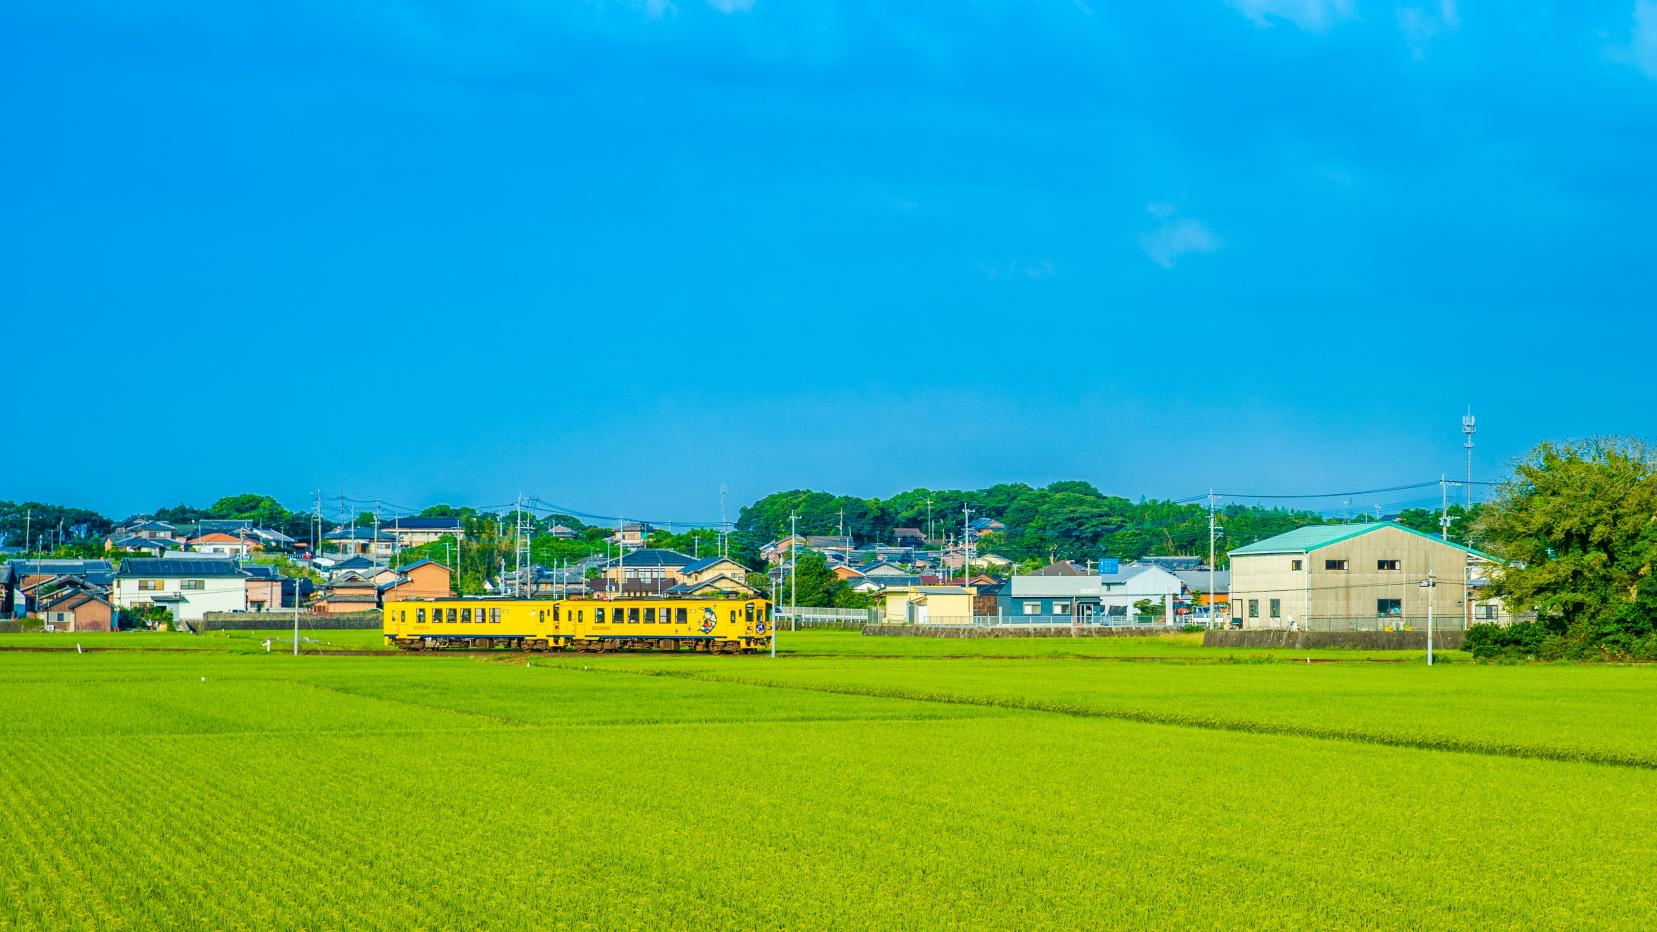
[3,630,1654,927]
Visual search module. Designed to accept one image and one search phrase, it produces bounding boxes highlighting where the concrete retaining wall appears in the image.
[202,611,382,631]
[863,624,1182,639]
[1202,629,1464,651]
[0,621,21,634]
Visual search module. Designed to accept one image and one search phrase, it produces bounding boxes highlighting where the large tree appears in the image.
[1479,437,1657,645]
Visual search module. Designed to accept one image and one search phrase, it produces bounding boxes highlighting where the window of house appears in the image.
[1052,601,1071,615]
[1291,559,1303,571]
[1377,598,1402,616]
[1269,599,1281,618]
[1475,604,1497,620]
[1325,560,1348,570]
[1248,599,1259,618]
[138,579,162,591]
[1022,602,1041,615]
[180,579,205,590]
[1377,560,1400,571]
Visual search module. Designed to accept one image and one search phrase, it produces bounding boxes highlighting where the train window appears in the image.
[416,608,426,623]
[447,608,457,623]
[745,604,755,623]
[553,605,560,622]
[595,608,606,624]
[628,608,640,623]
[676,608,687,623]
[491,609,501,623]
[729,610,737,624]
[644,607,655,623]
[461,608,472,623]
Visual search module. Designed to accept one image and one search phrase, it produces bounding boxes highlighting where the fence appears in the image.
[865,623,1183,639]
[201,611,382,631]
[1205,629,1467,651]
[972,614,1166,628]
[774,607,877,630]
[1304,614,1467,633]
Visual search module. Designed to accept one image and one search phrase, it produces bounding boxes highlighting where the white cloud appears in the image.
[1397,0,1460,59]
[1139,204,1220,269]
[1631,1,1657,77]
[1225,0,1355,32]
[706,0,755,13]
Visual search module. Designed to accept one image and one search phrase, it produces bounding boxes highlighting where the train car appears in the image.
[382,596,772,653]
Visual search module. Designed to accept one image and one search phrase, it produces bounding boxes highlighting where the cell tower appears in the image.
[1462,408,1477,518]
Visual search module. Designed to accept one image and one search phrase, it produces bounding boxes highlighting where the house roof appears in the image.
[1173,569,1230,593]
[666,576,761,596]
[10,559,116,578]
[124,520,176,533]
[110,536,180,551]
[385,517,463,531]
[1030,561,1088,577]
[603,548,695,568]
[1229,521,1496,559]
[40,590,112,611]
[118,558,245,578]
[682,556,749,575]
[324,527,396,541]
[396,558,449,573]
[241,564,283,579]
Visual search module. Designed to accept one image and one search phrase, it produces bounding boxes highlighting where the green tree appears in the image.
[1479,437,1657,652]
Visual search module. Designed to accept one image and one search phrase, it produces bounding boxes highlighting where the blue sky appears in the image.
[4,1,1655,521]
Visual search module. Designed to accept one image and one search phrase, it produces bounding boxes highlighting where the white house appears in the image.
[1001,562,1186,623]
[114,557,247,622]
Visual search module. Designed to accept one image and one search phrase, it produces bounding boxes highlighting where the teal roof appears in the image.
[1229,521,1496,560]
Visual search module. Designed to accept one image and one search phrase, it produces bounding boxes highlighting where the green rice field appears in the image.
[2,628,1654,927]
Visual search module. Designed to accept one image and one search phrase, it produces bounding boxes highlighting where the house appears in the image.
[761,534,855,564]
[37,589,115,632]
[1029,560,1088,577]
[240,565,284,611]
[666,574,762,598]
[854,560,910,578]
[976,553,1013,568]
[107,535,182,556]
[1172,568,1231,612]
[324,527,396,557]
[607,522,653,550]
[311,574,381,614]
[378,559,453,601]
[831,564,864,582]
[113,558,247,622]
[545,524,579,540]
[237,527,297,552]
[678,556,753,588]
[383,517,465,548]
[501,564,588,597]
[760,536,804,565]
[892,527,927,546]
[848,574,925,593]
[187,531,252,559]
[879,586,977,625]
[601,548,696,593]
[311,554,386,575]
[999,563,1184,623]
[9,560,116,613]
[1228,521,1511,632]
[856,544,915,564]
[969,517,1006,538]
[104,519,180,549]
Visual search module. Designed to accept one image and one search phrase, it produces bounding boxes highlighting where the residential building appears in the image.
[879,586,977,625]
[324,527,396,557]
[607,522,653,550]
[37,590,115,632]
[848,574,925,593]
[601,548,696,592]
[892,527,927,546]
[187,531,252,559]
[678,556,753,588]
[1227,521,1510,632]
[545,524,579,539]
[1172,568,1230,612]
[311,574,380,614]
[383,517,465,548]
[10,560,116,613]
[104,520,180,548]
[114,558,247,622]
[999,563,1184,623]
[854,560,910,578]
[1029,561,1088,577]
[379,559,453,601]
[969,517,1006,538]
[241,565,284,611]
[107,536,182,556]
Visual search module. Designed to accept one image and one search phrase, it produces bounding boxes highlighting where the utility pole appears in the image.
[719,483,728,559]
[292,574,301,656]
[789,511,798,631]
[1208,490,1217,627]
[961,505,973,585]
[23,509,30,557]
[1439,475,1451,540]
[1420,572,1436,666]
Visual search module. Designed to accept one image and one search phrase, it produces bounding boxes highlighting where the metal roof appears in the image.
[1228,521,1497,559]
[682,556,747,574]
[601,548,695,568]
[384,517,462,530]
[117,558,245,578]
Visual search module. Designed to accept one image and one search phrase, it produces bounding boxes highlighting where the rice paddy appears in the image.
[2,628,1653,927]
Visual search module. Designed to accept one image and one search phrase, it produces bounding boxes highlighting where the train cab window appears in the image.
[416,608,426,623]
[745,604,755,623]
[447,608,457,623]
[676,608,687,624]
[595,608,606,624]
[628,608,640,623]
[644,608,656,623]
[461,608,472,623]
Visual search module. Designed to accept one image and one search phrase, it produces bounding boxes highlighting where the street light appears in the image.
[1419,573,1436,666]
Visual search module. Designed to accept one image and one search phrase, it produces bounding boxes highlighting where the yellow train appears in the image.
[382,596,773,653]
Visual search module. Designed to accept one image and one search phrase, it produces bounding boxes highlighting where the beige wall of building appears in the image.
[1230,525,1500,630]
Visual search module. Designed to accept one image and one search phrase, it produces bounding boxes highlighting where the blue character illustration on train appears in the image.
[700,607,718,634]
